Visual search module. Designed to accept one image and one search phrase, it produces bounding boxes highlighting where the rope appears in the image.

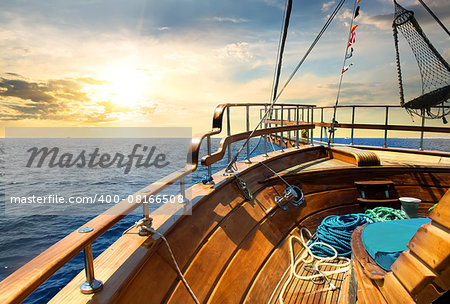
[309,214,374,258]
[328,0,359,146]
[271,0,293,104]
[123,220,200,303]
[274,0,346,102]
[249,135,263,156]
[201,175,214,185]
[224,0,346,172]
[150,228,201,304]
[259,161,291,187]
[393,0,450,119]
[364,206,406,222]
[277,228,351,304]
[417,0,450,37]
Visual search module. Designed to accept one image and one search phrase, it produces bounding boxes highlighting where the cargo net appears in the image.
[393,0,450,120]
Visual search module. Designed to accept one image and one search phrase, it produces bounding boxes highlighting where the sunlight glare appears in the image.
[104,67,150,106]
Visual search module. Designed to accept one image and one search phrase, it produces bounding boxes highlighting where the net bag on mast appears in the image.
[392,0,450,120]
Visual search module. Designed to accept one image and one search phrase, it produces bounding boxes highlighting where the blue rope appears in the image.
[309,214,374,257]
[201,176,214,185]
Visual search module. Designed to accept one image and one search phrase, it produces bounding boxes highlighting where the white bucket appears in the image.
[399,197,421,218]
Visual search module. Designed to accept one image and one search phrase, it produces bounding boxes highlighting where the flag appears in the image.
[342,63,353,74]
[345,47,354,59]
[348,24,358,47]
[354,6,360,18]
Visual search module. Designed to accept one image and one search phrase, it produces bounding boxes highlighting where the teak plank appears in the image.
[407,222,450,272]
[414,283,444,304]
[351,226,386,281]
[167,200,267,303]
[352,259,387,304]
[434,266,450,290]
[391,249,436,295]
[207,219,282,304]
[376,272,415,304]
[429,189,450,229]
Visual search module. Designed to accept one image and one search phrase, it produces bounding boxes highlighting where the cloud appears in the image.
[361,0,450,30]
[210,16,247,23]
[218,42,253,61]
[322,1,336,13]
[0,73,157,124]
[0,78,55,103]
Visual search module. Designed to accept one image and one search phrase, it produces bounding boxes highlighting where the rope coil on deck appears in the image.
[277,227,351,304]
[364,206,406,222]
[309,214,374,257]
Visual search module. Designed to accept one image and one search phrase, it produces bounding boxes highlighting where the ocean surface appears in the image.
[0,137,449,303]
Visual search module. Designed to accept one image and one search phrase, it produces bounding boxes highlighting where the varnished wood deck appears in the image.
[47,145,450,304]
[269,259,350,304]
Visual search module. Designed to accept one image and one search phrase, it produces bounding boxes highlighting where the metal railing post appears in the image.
[280,105,284,152]
[310,107,314,145]
[420,110,425,150]
[80,244,103,294]
[384,106,389,148]
[320,108,324,142]
[288,108,291,146]
[245,105,251,163]
[306,107,310,143]
[207,135,212,178]
[180,178,189,203]
[296,106,300,148]
[264,105,268,156]
[226,107,231,164]
[350,106,355,145]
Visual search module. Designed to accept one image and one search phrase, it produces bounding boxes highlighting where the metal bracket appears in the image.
[234,176,253,201]
[122,217,154,236]
[275,185,305,210]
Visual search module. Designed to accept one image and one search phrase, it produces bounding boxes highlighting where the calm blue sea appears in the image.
[0,137,449,303]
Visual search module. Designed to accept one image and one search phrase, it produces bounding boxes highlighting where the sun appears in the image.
[103,67,150,106]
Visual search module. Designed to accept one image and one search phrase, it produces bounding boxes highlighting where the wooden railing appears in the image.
[0,102,448,303]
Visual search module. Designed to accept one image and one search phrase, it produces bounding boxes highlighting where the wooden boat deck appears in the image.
[279,146,450,176]
[4,144,448,304]
[268,259,350,304]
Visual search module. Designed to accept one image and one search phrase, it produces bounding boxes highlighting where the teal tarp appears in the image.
[361,218,431,271]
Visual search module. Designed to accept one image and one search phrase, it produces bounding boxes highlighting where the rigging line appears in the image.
[328,0,359,147]
[417,0,450,37]
[259,161,291,187]
[224,0,293,173]
[224,0,346,172]
[150,228,201,304]
[274,0,347,103]
[270,0,292,104]
[272,0,293,103]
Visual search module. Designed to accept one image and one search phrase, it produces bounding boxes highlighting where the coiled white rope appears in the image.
[276,228,350,304]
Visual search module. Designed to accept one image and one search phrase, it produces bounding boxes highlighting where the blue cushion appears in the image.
[361,218,431,271]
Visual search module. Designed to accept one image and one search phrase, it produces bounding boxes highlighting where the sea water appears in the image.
[0,137,449,303]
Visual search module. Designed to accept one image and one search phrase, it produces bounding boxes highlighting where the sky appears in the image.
[0,0,449,135]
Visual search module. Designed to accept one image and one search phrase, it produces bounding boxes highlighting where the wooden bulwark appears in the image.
[329,147,380,166]
[367,189,450,303]
[108,159,448,303]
